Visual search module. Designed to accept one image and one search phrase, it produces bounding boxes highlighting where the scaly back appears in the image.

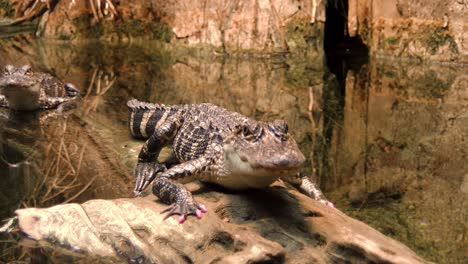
[127,99,185,139]
[40,73,69,97]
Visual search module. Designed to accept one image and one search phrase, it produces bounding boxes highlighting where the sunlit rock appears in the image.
[9,184,426,263]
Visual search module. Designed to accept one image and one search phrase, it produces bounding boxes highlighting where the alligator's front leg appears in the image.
[134,116,181,195]
[282,173,334,208]
[154,157,210,223]
[43,97,78,110]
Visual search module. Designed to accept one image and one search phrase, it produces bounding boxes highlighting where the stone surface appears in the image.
[12,183,426,263]
[5,0,466,62]
[347,0,468,63]
[29,0,325,55]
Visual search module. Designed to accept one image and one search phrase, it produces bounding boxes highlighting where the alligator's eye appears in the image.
[242,126,249,136]
[4,65,14,75]
[273,120,288,134]
[252,124,264,140]
[234,124,255,141]
[243,125,255,140]
[268,120,289,141]
[22,65,32,76]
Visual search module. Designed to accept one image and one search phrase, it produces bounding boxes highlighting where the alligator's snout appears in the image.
[0,77,34,89]
[0,78,10,88]
[266,151,305,169]
[272,158,299,167]
[244,150,305,172]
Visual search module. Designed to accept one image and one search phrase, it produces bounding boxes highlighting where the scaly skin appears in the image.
[0,65,80,111]
[128,99,333,223]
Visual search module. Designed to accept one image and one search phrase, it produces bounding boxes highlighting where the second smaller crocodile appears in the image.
[0,65,80,111]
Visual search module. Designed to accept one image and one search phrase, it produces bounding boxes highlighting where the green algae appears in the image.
[340,199,443,263]
[114,19,172,42]
[285,19,324,53]
[426,28,459,55]
[0,0,12,17]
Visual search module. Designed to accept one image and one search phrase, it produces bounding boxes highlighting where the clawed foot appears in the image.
[298,177,335,209]
[305,191,335,209]
[134,162,167,196]
[319,199,335,208]
[161,202,207,224]
[311,195,335,209]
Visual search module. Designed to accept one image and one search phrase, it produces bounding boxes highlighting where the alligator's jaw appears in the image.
[217,144,302,189]
[1,83,41,111]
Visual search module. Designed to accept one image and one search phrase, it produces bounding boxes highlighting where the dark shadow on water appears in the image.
[0,110,45,220]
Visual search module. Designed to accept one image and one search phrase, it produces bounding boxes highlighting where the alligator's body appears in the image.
[0,65,80,111]
[128,99,333,223]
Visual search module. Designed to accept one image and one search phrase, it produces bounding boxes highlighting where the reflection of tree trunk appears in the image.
[343,63,371,205]
[307,86,317,182]
[8,0,48,26]
[319,73,344,190]
[361,64,370,209]
[9,0,119,26]
[82,66,116,116]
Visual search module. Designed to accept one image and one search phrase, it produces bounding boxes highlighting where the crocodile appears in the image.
[0,65,80,111]
[128,99,334,223]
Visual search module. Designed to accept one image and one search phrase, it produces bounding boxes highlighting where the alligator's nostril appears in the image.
[273,159,290,167]
[240,155,248,162]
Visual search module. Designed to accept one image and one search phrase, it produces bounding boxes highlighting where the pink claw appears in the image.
[178,215,186,224]
[195,209,203,219]
[199,204,207,213]
[327,202,335,208]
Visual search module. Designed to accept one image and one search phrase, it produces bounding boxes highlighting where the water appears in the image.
[0,32,466,263]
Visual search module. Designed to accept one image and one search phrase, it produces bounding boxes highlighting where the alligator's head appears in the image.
[0,65,42,110]
[223,120,306,185]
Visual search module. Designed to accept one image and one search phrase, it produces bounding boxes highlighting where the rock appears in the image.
[30,0,325,55]
[347,0,468,63]
[14,197,285,263]
[9,182,426,263]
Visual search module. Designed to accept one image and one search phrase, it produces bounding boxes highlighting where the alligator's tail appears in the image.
[127,99,173,139]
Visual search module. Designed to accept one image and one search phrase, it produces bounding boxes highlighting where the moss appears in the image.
[0,0,12,17]
[339,199,442,263]
[122,19,145,37]
[112,19,172,42]
[285,63,310,88]
[150,21,172,42]
[58,34,71,41]
[285,18,323,52]
[426,28,459,55]
[387,65,453,101]
[88,23,104,39]
[71,16,104,39]
[385,36,400,45]
[379,36,400,50]
[412,70,451,99]
[383,70,396,78]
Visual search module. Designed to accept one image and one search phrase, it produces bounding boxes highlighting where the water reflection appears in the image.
[325,59,467,263]
[0,32,466,263]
